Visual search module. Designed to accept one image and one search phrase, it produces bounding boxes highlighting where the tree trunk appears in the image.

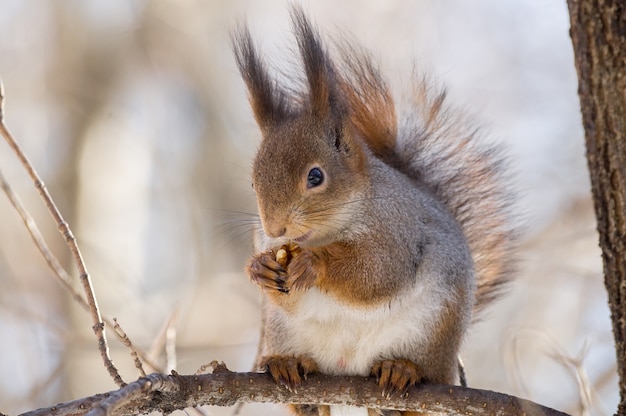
[567,1,626,414]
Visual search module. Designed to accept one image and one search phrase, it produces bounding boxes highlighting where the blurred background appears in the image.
[0,1,617,415]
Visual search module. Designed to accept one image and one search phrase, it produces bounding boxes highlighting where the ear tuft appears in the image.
[231,23,292,131]
[290,6,343,120]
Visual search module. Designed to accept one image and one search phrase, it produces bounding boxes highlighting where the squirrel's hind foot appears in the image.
[371,359,422,399]
[260,355,319,392]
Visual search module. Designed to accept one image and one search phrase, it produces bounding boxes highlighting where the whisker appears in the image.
[208,209,261,251]
[299,195,389,217]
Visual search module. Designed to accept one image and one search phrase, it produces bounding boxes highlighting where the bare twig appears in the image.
[0,168,82,305]
[0,80,124,387]
[230,401,245,416]
[165,308,180,373]
[549,341,595,416]
[113,318,146,377]
[19,364,571,416]
[505,328,603,416]
[25,359,65,406]
[0,167,160,372]
[146,308,182,373]
[503,329,533,398]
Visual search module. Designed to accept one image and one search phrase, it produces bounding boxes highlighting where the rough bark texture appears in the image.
[567,1,626,414]
[19,369,569,416]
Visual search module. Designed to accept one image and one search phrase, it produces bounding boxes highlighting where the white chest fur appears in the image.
[273,286,443,416]
[281,283,442,377]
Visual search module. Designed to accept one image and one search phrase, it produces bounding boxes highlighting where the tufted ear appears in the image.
[291,7,345,122]
[231,23,292,132]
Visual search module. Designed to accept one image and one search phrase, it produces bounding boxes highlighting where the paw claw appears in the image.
[247,252,290,294]
[247,246,318,294]
[260,355,318,392]
[371,359,422,399]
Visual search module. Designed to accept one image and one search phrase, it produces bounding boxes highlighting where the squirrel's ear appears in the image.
[231,23,291,132]
[291,7,344,121]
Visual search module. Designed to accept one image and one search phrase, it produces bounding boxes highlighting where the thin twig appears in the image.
[230,401,245,416]
[506,328,601,416]
[165,308,180,373]
[0,166,161,372]
[549,341,595,416]
[0,167,161,371]
[0,168,83,306]
[0,80,124,387]
[113,318,146,377]
[146,308,181,373]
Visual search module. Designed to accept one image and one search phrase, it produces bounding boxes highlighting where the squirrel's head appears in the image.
[232,8,370,247]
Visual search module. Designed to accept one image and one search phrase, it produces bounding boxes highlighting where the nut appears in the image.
[276,248,288,266]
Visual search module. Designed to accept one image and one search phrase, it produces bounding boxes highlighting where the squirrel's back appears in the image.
[337,41,517,316]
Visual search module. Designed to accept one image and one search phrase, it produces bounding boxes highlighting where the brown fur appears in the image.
[336,45,398,164]
[233,6,517,416]
[398,81,518,316]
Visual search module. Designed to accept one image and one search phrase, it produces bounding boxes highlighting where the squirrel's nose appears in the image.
[265,224,286,239]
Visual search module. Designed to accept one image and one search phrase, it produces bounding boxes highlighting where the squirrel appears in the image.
[232,6,516,416]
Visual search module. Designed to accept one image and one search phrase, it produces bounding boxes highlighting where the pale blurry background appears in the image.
[0,1,617,415]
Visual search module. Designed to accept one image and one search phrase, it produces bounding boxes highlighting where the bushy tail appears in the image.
[337,43,517,317]
[397,81,517,315]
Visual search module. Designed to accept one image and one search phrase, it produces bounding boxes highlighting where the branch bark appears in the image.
[20,365,569,416]
[567,1,626,414]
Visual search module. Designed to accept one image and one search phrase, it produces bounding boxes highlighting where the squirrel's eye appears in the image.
[307,167,324,188]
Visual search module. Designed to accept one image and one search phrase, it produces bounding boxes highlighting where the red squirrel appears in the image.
[232,7,516,416]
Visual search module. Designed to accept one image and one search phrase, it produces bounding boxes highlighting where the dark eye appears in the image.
[307,167,324,188]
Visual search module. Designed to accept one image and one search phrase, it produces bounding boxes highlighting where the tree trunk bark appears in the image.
[567,1,626,414]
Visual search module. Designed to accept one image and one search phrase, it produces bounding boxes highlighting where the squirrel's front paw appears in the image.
[287,248,318,291]
[260,355,318,392]
[371,359,422,399]
[246,252,289,293]
[247,245,317,294]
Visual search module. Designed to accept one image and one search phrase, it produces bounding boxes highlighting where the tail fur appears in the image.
[335,28,517,317]
[396,81,517,315]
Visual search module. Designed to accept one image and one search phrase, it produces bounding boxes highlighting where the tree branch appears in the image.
[19,364,569,416]
[567,0,626,413]
[0,80,125,387]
